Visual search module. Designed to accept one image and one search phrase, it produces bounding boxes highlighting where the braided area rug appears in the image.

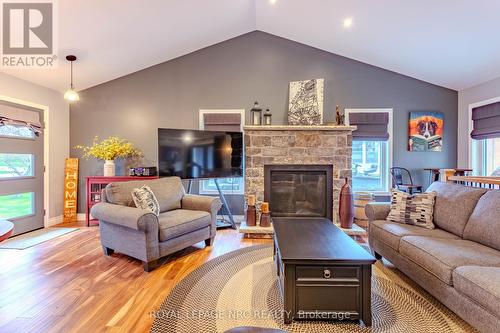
[151,244,476,333]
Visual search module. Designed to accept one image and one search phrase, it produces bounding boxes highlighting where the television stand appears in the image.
[213,179,237,230]
[186,179,237,230]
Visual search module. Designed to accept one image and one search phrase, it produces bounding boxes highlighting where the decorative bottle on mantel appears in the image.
[339,178,354,229]
[246,195,257,227]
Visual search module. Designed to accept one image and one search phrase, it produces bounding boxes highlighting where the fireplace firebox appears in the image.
[264,165,333,220]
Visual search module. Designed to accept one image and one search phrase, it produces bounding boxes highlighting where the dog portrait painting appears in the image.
[408,111,444,151]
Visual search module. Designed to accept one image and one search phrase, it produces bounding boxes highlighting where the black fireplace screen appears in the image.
[264,165,333,220]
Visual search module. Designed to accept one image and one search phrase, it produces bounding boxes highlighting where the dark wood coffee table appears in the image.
[273,218,375,325]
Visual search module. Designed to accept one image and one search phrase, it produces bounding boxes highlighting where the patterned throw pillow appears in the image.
[131,185,160,216]
[387,189,436,229]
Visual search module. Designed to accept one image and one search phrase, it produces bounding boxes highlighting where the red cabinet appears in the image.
[86,176,158,226]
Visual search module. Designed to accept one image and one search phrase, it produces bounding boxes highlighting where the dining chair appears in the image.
[390,167,423,194]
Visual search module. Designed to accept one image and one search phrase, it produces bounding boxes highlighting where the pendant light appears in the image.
[64,55,80,102]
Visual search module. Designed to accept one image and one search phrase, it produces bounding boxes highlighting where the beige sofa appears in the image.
[91,177,221,271]
[366,182,500,333]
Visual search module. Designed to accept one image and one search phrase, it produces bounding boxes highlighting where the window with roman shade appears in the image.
[0,104,43,136]
[471,102,500,140]
[203,113,241,132]
[200,110,244,195]
[346,109,393,193]
[348,112,389,141]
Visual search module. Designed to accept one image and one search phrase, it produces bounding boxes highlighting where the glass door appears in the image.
[0,106,44,236]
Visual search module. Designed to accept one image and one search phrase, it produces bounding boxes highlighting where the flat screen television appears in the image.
[158,128,243,179]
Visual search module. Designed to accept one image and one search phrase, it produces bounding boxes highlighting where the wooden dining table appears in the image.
[424,168,473,184]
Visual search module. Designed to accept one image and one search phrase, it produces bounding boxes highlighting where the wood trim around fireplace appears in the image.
[264,164,333,220]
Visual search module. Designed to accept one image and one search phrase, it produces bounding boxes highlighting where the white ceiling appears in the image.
[2,0,500,92]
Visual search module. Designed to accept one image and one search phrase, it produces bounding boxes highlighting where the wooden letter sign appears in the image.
[63,158,79,223]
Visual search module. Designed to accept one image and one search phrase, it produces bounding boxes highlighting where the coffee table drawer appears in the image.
[296,266,360,283]
[296,284,360,318]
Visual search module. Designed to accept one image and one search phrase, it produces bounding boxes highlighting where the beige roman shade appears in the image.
[471,102,500,140]
[0,104,43,135]
[203,113,241,132]
[349,112,389,141]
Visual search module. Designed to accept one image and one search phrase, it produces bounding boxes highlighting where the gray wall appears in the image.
[70,31,458,213]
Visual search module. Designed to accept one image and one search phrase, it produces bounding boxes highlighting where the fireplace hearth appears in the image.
[264,165,333,220]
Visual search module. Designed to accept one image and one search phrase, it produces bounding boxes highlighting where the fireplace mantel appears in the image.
[244,125,356,131]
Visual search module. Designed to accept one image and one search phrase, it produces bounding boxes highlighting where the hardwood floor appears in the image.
[0,222,368,333]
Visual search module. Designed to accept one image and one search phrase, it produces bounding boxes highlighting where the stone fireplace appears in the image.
[244,125,356,222]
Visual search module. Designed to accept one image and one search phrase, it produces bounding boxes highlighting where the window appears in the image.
[472,138,500,176]
[470,99,500,176]
[200,178,244,194]
[346,109,393,193]
[0,124,34,139]
[0,153,34,178]
[352,141,389,192]
[198,109,245,195]
[0,192,34,219]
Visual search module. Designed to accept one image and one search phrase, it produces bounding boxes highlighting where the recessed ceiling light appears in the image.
[343,17,353,28]
[269,0,277,5]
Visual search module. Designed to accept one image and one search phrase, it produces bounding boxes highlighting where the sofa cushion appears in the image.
[453,266,500,318]
[158,209,211,242]
[399,236,500,285]
[426,182,487,237]
[387,189,436,229]
[106,177,184,213]
[463,190,500,251]
[370,220,459,251]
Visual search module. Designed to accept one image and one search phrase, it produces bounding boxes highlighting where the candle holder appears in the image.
[260,211,271,227]
[259,201,271,227]
[263,108,272,125]
[250,101,262,125]
[246,195,256,226]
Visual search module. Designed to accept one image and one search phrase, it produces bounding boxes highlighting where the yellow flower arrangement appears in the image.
[75,136,142,161]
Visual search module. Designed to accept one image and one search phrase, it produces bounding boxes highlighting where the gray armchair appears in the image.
[91,177,221,271]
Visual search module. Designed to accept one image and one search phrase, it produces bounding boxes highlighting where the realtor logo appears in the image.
[1,1,57,67]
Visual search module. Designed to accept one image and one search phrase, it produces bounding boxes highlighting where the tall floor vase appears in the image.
[104,160,116,177]
[339,178,354,229]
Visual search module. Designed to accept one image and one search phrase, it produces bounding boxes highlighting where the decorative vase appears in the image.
[339,178,354,229]
[104,160,116,177]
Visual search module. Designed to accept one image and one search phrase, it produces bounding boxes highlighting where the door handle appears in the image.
[323,269,331,279]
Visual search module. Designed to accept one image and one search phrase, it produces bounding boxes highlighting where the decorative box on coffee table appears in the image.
[273,218,375,325]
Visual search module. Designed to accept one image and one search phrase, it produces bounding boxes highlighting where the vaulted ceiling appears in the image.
[2,0,500,92]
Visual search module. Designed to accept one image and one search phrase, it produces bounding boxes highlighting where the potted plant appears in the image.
[75,136,142,176]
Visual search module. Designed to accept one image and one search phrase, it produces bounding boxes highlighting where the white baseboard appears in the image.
[46,214,87,226]
[46,215,63,227]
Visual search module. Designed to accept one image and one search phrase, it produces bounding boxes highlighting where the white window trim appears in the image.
[468,96,500,173]
[198,109,245,195]
[345,108,393,195]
